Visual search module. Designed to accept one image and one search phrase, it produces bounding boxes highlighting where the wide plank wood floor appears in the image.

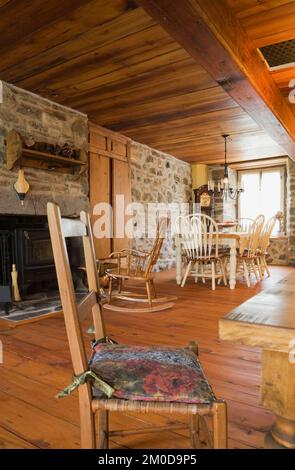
[0,266,293,449]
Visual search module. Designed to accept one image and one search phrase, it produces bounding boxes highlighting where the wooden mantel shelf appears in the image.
[21,148,86,169]
[6,130,87,173]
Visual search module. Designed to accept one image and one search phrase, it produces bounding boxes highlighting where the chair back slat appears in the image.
[47,202,105,377]
[245,214,265,257]
[259,216,277,253]
[179,214,219,260]
[145,217,170,276]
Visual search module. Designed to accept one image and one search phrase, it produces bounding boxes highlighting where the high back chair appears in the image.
[47,202,227,449]
[104,217,176,313]
[237,215,265,286]
[237,218,254,233]
[256,215,277,278]
[179,214,227,290]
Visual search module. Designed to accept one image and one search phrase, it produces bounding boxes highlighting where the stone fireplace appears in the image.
[0,81,89,302]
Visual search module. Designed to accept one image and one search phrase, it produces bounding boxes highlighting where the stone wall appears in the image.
[130,141,192,270]
[0,81,89,217]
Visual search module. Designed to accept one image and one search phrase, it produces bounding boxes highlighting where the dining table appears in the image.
[175,231,249,289]
[219,272,295,448]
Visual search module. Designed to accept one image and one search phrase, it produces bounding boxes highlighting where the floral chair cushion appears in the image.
[89,342,215,404]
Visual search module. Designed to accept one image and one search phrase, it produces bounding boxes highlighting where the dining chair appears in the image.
[104,217,176,313]
[256,215,277,278]
[237,218,254,233]
[47,202,228,449]
[179,214,227,290]
[236,215,265,286]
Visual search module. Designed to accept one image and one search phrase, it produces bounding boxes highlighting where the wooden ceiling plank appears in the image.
[14,27,180,93]
[136,0,295,159]
[0,0,95,53]
[84,87,238,128]
[62,60,215,110]
[0,5,154,82]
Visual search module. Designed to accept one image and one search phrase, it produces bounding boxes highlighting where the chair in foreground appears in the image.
[179,214,227,290]
[47,202,227,449]
[104,217,176,313]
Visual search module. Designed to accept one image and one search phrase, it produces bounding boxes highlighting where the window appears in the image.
[238,167,285,234]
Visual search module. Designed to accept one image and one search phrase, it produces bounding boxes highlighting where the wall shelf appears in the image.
[6,130,87,173]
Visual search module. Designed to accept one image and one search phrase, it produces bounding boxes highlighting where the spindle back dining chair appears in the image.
[256,215,277,278]
[47,202,228,449]
[178,214,227,290]
[237,214,265,286]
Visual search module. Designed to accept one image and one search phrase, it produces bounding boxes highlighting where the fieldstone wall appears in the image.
[130,142,192,270]
[0,81,89,217]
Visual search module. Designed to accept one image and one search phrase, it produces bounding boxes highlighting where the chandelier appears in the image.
[207,134,244,200]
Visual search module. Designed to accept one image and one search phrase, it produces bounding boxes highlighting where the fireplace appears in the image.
[0,215,57,297]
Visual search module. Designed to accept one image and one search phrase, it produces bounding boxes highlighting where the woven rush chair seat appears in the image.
[90,342,215,404]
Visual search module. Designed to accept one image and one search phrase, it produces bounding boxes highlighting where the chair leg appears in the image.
[243,260,250,287]
[146,280,153,308]
[251,259,260,282]
[96,410,109,449]
[190,414,200,448]
[263,255,271,277]
[118,279,122,294]
[108,277,113,303]
[79,386,96,449]
[151,279,157,298]
[212,401,227,449]
[181,261,192,288]
[256,257,264,280]
[211,261,216,291]
[194,262,199,283]
[220,259,227,286]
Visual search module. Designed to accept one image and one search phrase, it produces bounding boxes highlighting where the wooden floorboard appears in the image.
[0,266,293,449]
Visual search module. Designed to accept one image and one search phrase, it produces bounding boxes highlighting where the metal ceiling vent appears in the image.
[260,39,295,69]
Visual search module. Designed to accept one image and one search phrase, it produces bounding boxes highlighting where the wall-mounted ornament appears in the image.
[14,168,30,205]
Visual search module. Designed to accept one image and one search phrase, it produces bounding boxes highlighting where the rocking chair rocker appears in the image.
[104,218,177,313]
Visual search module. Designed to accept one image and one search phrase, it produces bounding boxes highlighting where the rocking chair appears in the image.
[104,218,177,313]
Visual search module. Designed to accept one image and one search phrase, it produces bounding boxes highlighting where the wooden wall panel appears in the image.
[112,158,132,253]
[89,152,111,259]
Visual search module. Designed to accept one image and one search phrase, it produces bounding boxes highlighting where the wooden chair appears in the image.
[256,216,277,278]
[104,217,176,313]
[236,215,265,286]
[47,202,227,449]
[179,214,227,290]
[236,218,254,233]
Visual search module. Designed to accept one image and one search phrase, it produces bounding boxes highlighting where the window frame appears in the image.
[237,165,286,234]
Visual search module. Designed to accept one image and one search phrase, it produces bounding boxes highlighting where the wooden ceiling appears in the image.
[227,0,295,115]
[0,0,294,163]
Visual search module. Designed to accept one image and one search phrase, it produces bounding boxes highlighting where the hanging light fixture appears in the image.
[207,134,244,200]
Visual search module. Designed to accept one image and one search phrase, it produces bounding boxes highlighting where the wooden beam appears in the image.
[136,0,295,160]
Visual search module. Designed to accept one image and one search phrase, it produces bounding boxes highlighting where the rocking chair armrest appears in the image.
[109,249,149,260]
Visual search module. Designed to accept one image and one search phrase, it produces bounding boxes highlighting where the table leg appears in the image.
[229,240,237,290]
[261,349,295,449]
[175,236,182,285]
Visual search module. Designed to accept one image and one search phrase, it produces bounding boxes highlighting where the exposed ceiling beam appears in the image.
[136,0,295,160]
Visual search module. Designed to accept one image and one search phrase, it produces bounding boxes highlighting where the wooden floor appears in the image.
[0,266,293,449]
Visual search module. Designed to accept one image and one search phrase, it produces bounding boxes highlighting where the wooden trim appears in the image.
[137,0,295,159]
[230,157,288,170]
